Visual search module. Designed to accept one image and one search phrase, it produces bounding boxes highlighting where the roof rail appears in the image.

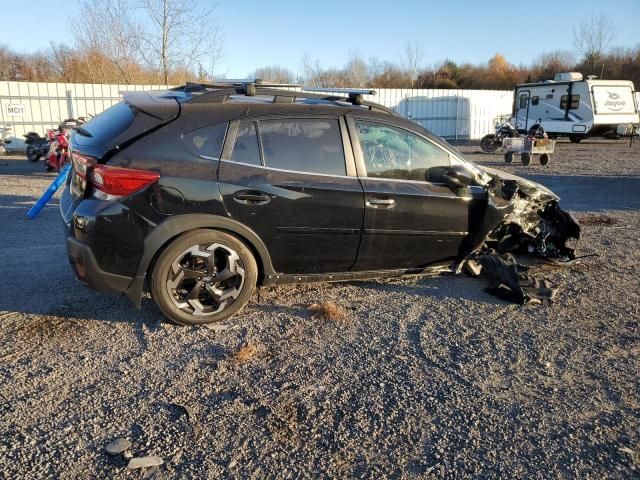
[303,87,376,106]
[177,79,300,95]
[183,84,397,116]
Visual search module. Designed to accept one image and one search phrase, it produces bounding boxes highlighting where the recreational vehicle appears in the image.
[513,73,639,143]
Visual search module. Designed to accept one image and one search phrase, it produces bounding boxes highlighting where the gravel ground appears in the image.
[0,138,639,479]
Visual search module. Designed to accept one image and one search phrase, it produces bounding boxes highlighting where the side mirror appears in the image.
[441,165,474,189]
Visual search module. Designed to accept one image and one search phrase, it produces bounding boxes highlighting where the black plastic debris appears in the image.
[466,253,558,304]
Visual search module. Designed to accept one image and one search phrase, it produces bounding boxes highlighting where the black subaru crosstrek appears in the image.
[60,81,579,325]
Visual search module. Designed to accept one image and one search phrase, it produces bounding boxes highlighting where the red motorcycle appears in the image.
[45,118,86,172]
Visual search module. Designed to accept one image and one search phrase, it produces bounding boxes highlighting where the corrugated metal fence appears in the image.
[0,81,515,148]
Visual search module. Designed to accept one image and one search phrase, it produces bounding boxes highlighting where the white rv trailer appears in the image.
[513,72,639,142]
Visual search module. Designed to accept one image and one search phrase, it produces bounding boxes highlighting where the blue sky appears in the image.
[1,0,638,77]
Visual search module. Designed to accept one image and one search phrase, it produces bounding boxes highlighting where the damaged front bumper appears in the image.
[455,167,581,304]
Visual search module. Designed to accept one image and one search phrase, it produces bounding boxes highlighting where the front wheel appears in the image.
[480,134,501,153]
[504,152,514,164]
[151,229,257,325]
[26,145,41,162]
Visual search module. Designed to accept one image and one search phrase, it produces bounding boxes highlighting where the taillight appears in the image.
[90,164,160,197]
[71,152,96,179]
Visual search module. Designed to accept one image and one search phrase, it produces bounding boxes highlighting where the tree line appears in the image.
[1,9,638,90]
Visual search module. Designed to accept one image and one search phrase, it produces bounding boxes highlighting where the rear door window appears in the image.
[230,121,261,165]
[182,122,227,159]
[258,119,346,175]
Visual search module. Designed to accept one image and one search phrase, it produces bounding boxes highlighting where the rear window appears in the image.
[258,119,346,175]
[72,102,135,146]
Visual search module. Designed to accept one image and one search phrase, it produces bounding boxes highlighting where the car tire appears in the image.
[151,229,257,326]
[540,153,550,166]
[504,152,513,164]
[521,153,531,166]
[569,136,582,144]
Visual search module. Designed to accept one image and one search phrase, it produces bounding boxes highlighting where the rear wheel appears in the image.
[521,153,531,166]
[151,230,257,325]
[480,134,500,153]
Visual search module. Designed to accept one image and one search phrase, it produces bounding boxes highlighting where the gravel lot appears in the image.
[0,138,639,479]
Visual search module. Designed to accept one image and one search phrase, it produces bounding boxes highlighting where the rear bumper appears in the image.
[66,237,133,294]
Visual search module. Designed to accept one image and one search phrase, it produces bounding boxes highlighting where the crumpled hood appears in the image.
[479,166,559,202]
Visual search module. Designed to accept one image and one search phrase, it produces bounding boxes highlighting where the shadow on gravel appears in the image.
[350,275,510,306]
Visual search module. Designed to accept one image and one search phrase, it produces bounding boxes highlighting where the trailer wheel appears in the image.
[504,152,513,164]
[539,153,550,166]
[521,153,531,166]
[569,136,582,144]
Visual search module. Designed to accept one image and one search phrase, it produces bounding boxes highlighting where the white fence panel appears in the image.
[0,82,166,149]
[0,81,514,149]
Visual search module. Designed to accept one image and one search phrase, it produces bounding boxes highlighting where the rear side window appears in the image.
[356,121,451,182]
[560,95,580,110]
[258,119,346,175]
[182,122,227,159]
[231,121,261,165]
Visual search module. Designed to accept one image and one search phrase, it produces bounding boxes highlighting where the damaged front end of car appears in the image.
[456,167,581,304]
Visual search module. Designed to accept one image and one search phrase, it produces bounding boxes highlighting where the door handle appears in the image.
[233,190,271,205]
[366,198,396,208]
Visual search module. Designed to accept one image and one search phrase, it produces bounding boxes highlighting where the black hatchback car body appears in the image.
[60,81,580,325]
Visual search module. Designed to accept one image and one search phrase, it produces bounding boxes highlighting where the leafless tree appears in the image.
[531,50,576,81]
[252,65,296,83]
[401,41,423,87]
[138,0,224,85]
[342,51,370,87]
[573,14,617,72]
[71,0,142,83]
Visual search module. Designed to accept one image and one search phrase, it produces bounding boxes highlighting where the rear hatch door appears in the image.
[69,90,180,205]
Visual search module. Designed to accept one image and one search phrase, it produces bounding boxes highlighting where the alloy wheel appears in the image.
[166,243,245,316]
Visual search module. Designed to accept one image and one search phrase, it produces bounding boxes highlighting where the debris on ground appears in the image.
[173,403,203,439]
[465,253,558,304]
[233,343,259,363]
[127,456,164,469]
[104,438,132,456]
[575,213,618,226]
[308,301,347,321]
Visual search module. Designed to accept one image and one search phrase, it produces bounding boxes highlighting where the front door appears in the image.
[218,117,364,274]
[348,118,482,271]
[516,90,531,131]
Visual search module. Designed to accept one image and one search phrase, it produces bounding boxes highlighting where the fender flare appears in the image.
[124,214,276,308]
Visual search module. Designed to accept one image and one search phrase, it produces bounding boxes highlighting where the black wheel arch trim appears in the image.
[124,214,276,309]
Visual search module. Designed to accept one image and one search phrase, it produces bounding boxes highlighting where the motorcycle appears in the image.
[45,118,86,172]
[0,126,12,155]
[480,118,519,153]
[24,131,51,162]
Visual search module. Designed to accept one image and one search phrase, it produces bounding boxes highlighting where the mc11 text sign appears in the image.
[6,104,26,117]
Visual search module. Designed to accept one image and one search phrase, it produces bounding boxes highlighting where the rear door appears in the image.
[348,117,483,271]
[218,116,364,274]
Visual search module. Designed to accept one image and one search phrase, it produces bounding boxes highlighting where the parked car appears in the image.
[60,81,580,325]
